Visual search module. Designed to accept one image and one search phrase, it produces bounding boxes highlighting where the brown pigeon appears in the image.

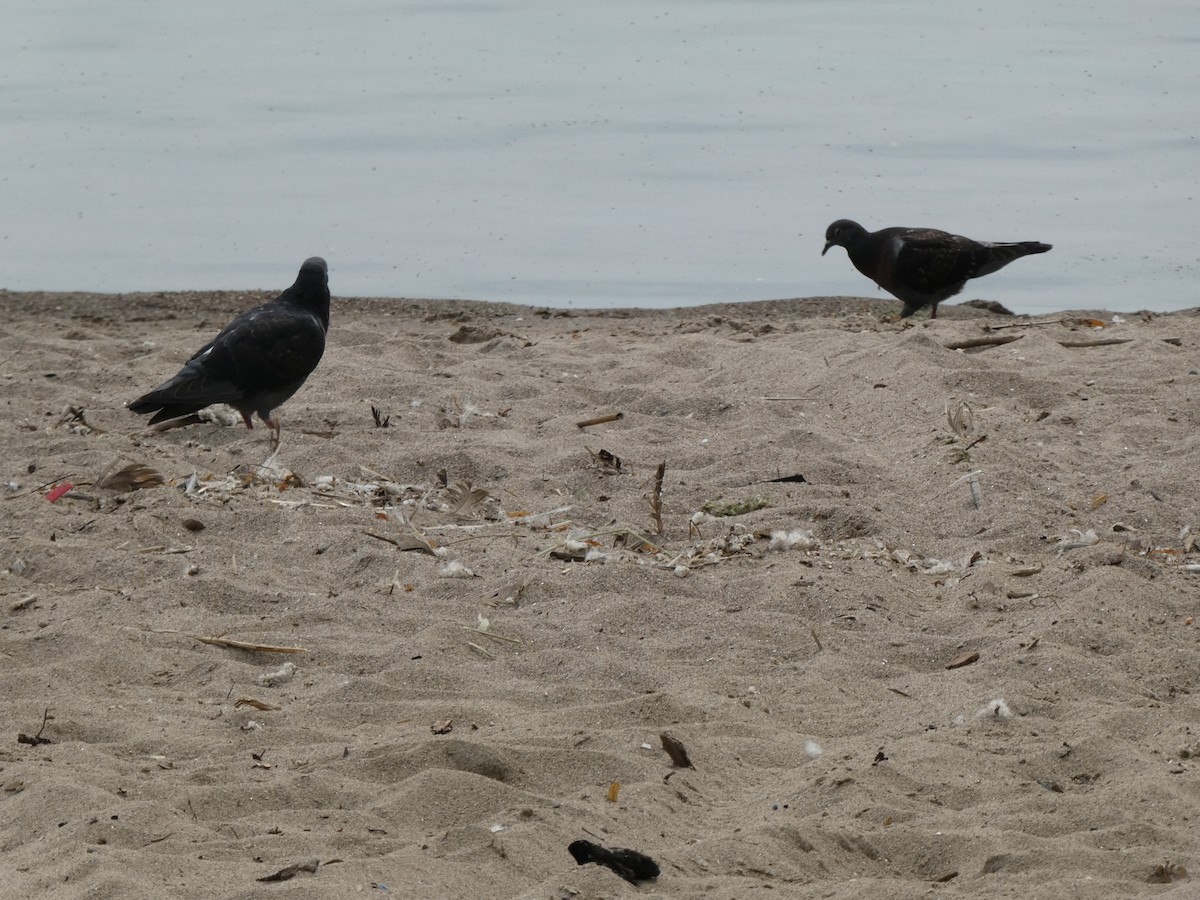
[822,219,1051,318]
[129,257,329,436]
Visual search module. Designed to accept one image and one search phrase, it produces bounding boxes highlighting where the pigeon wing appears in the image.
[892,229,986,296]
[130,303,325,423]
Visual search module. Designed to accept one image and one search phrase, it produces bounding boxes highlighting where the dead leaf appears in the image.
[431,719,453,735]
[235,698,282,711]
[660,733,694,768]
[257,860,320,883]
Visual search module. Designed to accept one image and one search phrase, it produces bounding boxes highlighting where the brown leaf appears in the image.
[660,733,694,768]
[945,651,980,670]
[235,698,281,711]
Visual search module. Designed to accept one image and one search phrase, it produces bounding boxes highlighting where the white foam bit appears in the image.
[1056,528,1099,555]
[259,662,296,687]
[584,548,609,563]
[976,698,1013,720]
[438,560,475,578]
[805,740,823,758]
[672,564,690,578]
[768,529,817,552]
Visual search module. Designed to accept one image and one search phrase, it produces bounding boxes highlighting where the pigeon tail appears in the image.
[973,241,1053,278]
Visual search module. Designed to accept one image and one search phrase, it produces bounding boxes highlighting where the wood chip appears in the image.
[945,651,980,670]
[576,412,624,428]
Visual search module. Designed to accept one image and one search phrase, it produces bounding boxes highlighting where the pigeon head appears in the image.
[822,219,866,255]
[298,256,329,286]
[287,256,331,329]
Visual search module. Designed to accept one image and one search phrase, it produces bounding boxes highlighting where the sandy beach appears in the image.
[2,289,1198,898]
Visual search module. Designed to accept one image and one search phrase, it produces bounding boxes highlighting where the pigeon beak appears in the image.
[821,240,834,256]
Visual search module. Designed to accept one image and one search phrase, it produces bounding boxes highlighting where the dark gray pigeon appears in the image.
[822,219,1051,318]
[129,257,329,434]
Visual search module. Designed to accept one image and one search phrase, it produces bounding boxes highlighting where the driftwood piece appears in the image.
[942,334,1024,351]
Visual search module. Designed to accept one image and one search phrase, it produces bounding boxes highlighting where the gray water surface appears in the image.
[3,0,1197,313]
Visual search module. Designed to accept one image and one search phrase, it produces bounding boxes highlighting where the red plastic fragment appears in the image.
[46,482,73,503]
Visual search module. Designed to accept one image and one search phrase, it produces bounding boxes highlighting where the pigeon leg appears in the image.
[265,415,282,450]
[239,410,256,430]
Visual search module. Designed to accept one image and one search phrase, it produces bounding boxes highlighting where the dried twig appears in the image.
[942,334,1024,350]
[370,405,391,428]
[647,462,665,535]
[985,318,1065,331]
[149,414,206,432]
[1056,338,1133,348]
[576,412,624,428]
[60,405,105,434]
[17,708,54,746]
[459,614,523,645]
[146,629,305,653]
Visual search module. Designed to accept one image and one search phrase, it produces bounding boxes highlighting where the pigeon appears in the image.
[129,257,330,436]
[822,219,1051,318]
[567,840,660,884]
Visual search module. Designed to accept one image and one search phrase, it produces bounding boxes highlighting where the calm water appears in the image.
[3,1,1197,313]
